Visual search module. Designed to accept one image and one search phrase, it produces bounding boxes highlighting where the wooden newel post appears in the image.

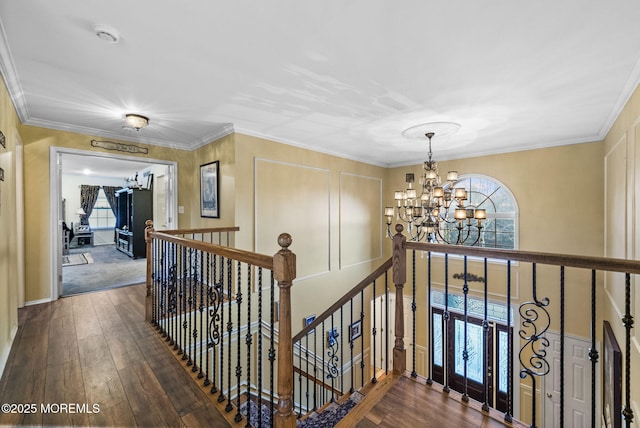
[273,233,297,428]
[392,224,407,375]
[144,220,154,323]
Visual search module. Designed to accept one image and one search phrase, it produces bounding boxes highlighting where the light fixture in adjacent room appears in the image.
[125,114,150,131]
[384,123,486,245]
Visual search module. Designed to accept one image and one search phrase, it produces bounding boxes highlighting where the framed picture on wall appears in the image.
[200,161,219,218]
[602,320,622,428]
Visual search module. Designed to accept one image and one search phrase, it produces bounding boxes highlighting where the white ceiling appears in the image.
[2,1,640,167]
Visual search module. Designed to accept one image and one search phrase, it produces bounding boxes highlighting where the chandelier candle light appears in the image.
[385,125,486,245]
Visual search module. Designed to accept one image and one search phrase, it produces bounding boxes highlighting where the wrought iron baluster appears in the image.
[462,255,469,403]
[411,249,417,378]
[322,319,326,403]
[518,263,550,428]
[226,257,233,413]
[235,261,244,423]
[443,254,450,393]
[180,246,188,357]
[187,248,195,367]
[204,252,211,386]
[257,267,263,428]
[385,280,389,375]
[588,269,598,428]
[360,289,365,390]
[372,278,377,384]
[217,256,226,403]
[482,257,490,412]
[313,327,318,411]
[326,314,339,403]
[349,298,354,393]
[427,251,433,385]
[560,266,565,428]
[340,306,344,394]
[305,331,310,414]
[269,273,276,420]
[244,264,252,427]
[622,273,634,427]
[505,260,513,423]
[198,249,205,378]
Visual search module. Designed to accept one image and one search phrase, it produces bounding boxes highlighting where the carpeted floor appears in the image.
[63,244,146,295]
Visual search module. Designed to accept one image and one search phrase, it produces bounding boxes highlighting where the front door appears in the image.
[432,307,510,412]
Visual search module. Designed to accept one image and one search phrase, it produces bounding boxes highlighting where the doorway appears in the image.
[51,147,178,299]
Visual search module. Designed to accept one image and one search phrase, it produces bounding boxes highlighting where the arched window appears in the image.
[443,175,518,249]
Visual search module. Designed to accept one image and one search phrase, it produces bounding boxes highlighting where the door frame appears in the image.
[49,146,178,300]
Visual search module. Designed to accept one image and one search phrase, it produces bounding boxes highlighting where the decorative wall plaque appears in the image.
[90,139,148,154]
[0,130,5,149]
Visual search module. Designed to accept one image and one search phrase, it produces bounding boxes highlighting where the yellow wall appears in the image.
[233,133,387,330]
[603,80,640,422]
[0,75,20,370]
[17,125,194,302]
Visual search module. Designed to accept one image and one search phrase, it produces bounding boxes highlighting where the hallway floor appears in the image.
[0,283,230,427]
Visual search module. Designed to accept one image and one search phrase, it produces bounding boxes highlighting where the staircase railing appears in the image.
[145,221,297,428]
[145,220,639,428]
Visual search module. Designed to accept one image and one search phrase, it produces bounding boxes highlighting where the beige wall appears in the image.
[17,125,194,302]
[0,75,20,371]
[603,81,640,422]
[233,133,387,330]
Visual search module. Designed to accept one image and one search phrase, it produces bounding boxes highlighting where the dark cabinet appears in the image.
[115,188,152,258]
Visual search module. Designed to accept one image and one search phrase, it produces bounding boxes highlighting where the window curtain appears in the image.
[79,185,100,225]
[102,186,122,216]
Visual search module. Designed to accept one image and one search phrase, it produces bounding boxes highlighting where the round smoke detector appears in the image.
[94,25,120,43]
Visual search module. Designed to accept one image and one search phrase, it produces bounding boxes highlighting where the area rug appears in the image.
[62,253,94,267]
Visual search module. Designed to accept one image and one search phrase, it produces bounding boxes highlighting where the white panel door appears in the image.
[543,333,593,428]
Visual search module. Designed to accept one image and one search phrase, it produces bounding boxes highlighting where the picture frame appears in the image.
[0,130,5,149]
[602,320,622,428]
[349,319,362,342]
[303,314,316,329]
[200,161,219,218]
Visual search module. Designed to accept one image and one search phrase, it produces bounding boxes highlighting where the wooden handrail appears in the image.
[292,257,393,343]
[405,240,640,274]
[160,226,240,235]
[149,230,274,270]
[293,366,343,399]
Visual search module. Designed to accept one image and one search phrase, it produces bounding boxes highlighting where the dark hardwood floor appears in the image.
[354,376,524,428]
[0,283,230,427]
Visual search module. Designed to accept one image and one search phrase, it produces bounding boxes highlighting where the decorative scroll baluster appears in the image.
[340,306,344,394]
[518,263,550,428]
[462,255,469,403]
[327,313,339,402]
[622,273,634,428]
[305,331,310,413]
[482,257,490,412]
[322,319,326,402]
[181,246,188,357]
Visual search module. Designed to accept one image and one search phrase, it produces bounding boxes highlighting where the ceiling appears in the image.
[2,1,640,167]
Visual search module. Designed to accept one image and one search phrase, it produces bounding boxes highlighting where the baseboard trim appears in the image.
[24,297,52,306]
[0,324,18,378]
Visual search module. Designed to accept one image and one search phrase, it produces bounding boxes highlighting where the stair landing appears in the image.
[344,375,526,428]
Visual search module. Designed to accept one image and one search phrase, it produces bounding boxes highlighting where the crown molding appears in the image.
[0,18,29,122]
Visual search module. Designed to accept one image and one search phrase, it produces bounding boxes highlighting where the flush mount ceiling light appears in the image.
[93,25,120,43]
[124,114,150,130]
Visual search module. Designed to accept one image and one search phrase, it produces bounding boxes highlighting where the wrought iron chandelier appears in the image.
[384,124,486,245]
